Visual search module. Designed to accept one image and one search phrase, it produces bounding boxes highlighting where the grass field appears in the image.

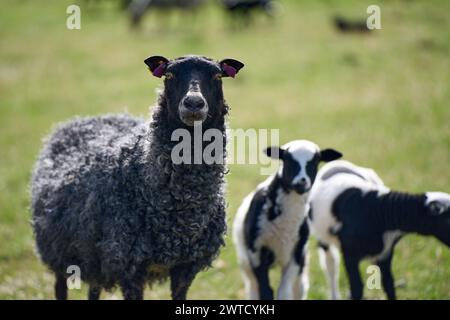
[0,0,449,299]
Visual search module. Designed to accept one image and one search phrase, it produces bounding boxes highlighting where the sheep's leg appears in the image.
[294,258,310,300]
[318,243,341,300]
[298,266,310,299]
[277,262,298,300]
[240,262,260,299]
[342,249,363,300]
[129,0,152,27]
[288,220,310,300]
[278,258,310,300]
[120,276,145,300]
[88,285,102,300]
[377,252,396,300]
[120,282,145,300]
[170,263,200,300]
[55,274,68,300]
[252,247,274,300]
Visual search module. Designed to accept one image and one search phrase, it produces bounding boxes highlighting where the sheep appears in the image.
[333,16,370,33]
[222,0,278,26]
[308,160,450,300]
[129,0,204,27]
[31,55,245,300]
[233,140,342,299]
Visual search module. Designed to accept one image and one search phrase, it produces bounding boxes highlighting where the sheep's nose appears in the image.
[184,96,206,111]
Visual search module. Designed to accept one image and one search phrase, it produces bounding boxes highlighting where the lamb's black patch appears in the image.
[294,219,309,273]
[331,188,429,257]
[244,176,285,251]
[267,177,284,221]
[279,152,301,191]
[244,188,268,252]
[307,205,313,221]
[251,246,275,300]
[318,241,329,251]
[305,153,320,185]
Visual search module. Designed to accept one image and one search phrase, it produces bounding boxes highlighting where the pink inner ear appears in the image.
[222,64,237,78]
[152,63,166,78]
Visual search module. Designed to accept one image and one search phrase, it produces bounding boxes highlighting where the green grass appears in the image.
[0,0,449,299]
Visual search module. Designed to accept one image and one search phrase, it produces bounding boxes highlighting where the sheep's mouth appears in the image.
[293,184,310,194]
[179,110,207,126]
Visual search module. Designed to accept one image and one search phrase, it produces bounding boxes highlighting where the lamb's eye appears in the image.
[165,72,174,80]
[214,73,222,80]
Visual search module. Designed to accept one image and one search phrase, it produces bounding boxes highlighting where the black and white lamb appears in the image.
[308,160,450,300]
[233,140,342,299]
[31,55,244,300]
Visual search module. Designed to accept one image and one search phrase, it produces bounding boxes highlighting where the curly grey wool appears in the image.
[31,55,244,300]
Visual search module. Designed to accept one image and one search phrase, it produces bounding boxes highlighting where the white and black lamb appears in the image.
[31,55,244,300]
[233,140,342,299]
[308,160,450,300]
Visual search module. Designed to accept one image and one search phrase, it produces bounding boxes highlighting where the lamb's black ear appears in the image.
[320,149,343,162]
[264,146,285,160]
[144,56,169,78]
[219,59,245,78]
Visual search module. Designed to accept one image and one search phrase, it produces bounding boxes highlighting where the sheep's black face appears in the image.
[425,192,450,247]
[265,140,343,195]
[165,57,221,127]
[145,55,244,127]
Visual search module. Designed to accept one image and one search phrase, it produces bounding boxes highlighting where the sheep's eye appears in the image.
[214,73,222,80]
[165,72,174,80]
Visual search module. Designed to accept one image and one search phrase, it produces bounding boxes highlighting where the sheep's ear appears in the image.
[264,146,285,160]
[320,149,343,162]
[144,56,169,78]
[219,59,244,78]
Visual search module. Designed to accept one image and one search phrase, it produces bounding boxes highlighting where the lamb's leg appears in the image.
[288,220,309,300]
[88,285,102,300]
[277,262,298,300]
[252,247,274,300]
[318,242,341,299]
[279,259,310,300]
[240,263,260,299]
[342,249,363,300]
[377,252,396,300]
[55,274,68,300]
[297,265,310,300]
[170,263,201,300]
[294,257,310,300]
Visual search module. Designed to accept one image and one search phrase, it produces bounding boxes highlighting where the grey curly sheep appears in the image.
[31,55,244,300]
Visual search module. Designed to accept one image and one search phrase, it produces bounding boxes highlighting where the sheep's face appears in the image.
[265,140,342,195]
[145,55,244,127]
[425,192,450,247]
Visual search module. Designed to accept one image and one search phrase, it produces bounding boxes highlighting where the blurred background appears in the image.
[0,0,449,299]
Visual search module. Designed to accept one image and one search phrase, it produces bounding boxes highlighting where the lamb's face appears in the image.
[265,140,343,195]
[425,192,450,246]
[144,55,244,127]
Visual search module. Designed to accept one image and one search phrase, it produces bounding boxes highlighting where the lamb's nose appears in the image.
[184,96,205,111]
